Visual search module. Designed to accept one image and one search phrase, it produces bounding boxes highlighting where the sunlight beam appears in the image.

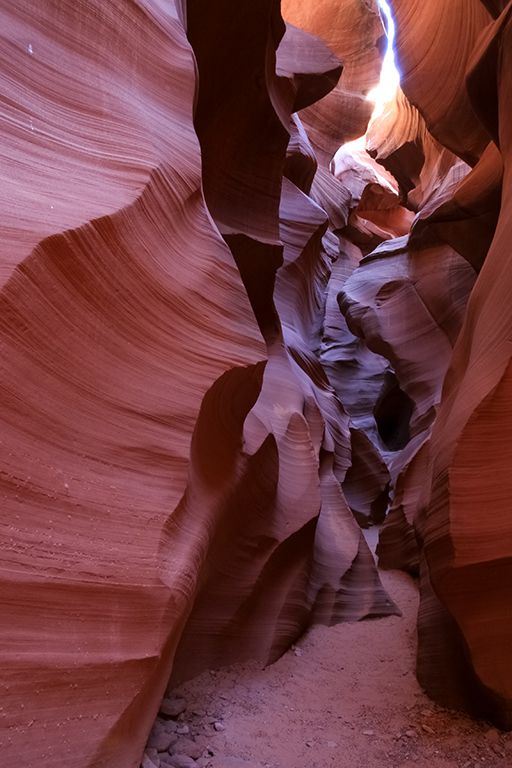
[333,0,400,156]
[366,0,400,119]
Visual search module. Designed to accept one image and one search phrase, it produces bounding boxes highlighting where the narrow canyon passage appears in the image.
[143,530,512,768]
[1,1,512,767]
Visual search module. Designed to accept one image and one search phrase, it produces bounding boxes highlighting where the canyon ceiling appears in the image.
[1,0,512,766]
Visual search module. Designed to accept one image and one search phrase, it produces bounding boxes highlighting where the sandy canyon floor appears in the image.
[150,528,512,768]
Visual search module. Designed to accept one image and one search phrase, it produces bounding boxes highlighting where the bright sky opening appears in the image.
[335,0,400,155]
[367,0,400,119]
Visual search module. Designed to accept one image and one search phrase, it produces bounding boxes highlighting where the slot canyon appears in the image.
[1,0,512,766]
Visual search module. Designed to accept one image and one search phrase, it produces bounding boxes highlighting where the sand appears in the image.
[158,529,512,768]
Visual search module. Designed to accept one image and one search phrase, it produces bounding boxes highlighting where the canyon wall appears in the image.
[342,0,512,730]
[411,0,512,729]
[0,1,397,766]
[2,0,512,765]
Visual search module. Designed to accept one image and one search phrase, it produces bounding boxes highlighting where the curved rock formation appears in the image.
[376,434,428,574]
[389,0,492,164]
[343,426,391,528]
[5,0,512,755]
[366,87,468,212]
[0,2,268,766]
[0,2,401,766]
[480,0,508,17]
[342,180,414,254]
[409,141,503,272]
[282,0,384,156]
[339,239,477,442]
[415,2,512,728]
[169,8,399,686]
[281,0,385,244]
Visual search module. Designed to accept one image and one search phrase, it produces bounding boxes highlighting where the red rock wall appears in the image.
[0,2,270,765]
[291,0,512,731]
[389,0,492,164]
[5,0,512,757]
[369,0,512,729]
[169,1,398,687]
[282,0,383,157]
[0,2,400,766]
[414,2,512,728]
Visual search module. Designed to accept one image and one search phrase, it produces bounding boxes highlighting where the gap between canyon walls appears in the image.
[178,0,512,735]
[0,1,511,768]
[164,0,400,690]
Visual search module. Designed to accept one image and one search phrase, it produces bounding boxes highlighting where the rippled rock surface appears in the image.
[0,2,399,766]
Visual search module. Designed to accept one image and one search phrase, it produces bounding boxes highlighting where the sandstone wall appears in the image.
[0,2,398,765]
[3,1,512,764]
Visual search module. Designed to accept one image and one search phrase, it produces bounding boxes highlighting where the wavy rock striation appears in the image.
[414,1,512,728]
[389,0,492,164]
[0,2,272,766]
[357,0,512,729]
[170,3,398,687]
[0,2,402,766]
[409,141,503,273]
[366,87,469,213]
[339,239,477,444]
[5,0,512,755]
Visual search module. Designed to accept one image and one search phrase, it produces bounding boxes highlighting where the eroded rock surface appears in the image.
[4,0,512,762]
[389,0,492,164]
[0,2,268,766]
[0,2,400,767]
[414,2,512,728]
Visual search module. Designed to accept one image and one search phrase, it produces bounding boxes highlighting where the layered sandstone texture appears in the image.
[0,2,264,765]
[412,0,512,729]
[368,0,512,731]
[3,0,512,765]
[0,2,400,767]
[283,0,512,734]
